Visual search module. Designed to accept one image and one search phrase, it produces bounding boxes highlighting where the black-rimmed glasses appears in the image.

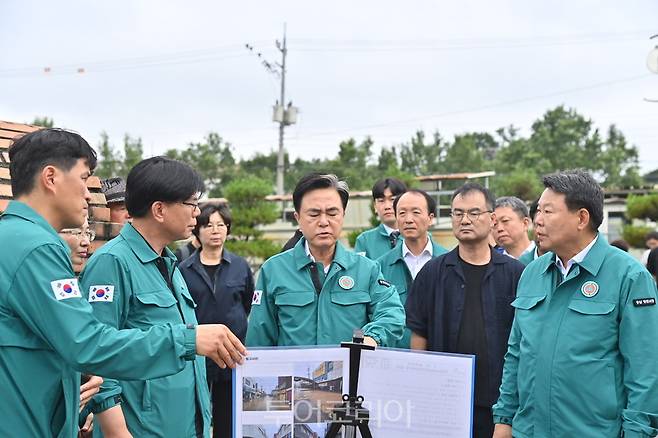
[450,209,492,222]
[180,201,200,211]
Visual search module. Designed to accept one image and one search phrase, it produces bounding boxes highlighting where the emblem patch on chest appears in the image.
[581,281,599,298]
[338,276,355,290]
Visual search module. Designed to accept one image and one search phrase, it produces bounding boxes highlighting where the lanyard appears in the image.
[308,263,323,294]
[155,257,185,322]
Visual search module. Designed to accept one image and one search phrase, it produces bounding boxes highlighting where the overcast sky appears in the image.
[2,1,657,173]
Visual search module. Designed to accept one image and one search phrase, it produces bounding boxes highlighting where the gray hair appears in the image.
[495,196,529,219]
[293,173,350,212]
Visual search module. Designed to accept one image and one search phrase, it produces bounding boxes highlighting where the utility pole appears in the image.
[275,25,288,196]
[246,24,298,196]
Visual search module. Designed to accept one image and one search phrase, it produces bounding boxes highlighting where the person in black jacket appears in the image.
[179,202,254,438]
[648,246,658,283]
[406,183,525,438]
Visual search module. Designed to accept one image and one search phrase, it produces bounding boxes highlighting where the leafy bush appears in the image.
[223,176,280,261]
[226,239,279,260]
[622,225,655,248]
[347,228,368,248]
[626,194,658,221]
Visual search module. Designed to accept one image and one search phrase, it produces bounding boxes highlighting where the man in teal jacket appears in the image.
[247,173,405,348]
[376,189,447,348]
[0,129,246,438]
[353,177,407,259]
[80,157,220,437]
[518,200,546,266]
[493,170,658,438]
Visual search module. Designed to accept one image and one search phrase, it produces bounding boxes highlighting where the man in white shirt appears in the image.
[376,189,447,348]
[494,196,534,259]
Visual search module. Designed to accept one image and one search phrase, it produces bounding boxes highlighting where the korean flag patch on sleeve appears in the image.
[252,290,263,305]
[51,278,82,301]
[88,285,115,303]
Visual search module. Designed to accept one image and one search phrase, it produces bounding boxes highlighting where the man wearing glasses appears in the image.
[79,157,243,437]
[0,131,245,438]
[405,182,524,437]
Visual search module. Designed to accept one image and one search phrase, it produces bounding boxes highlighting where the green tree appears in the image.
[492,168,543,201]
[441,133,492,173]
[399,130,445,175]
[94,131,122,179]
[598,125,642,188]
[223,176,279,259]
[492,126,536,174]
[527,106,603,174]
[287,156,340,192]
[492,106,642,191]
[93,132,142,179]
[120,134,143,176]
[166,132,236,197]
[31,116,54,128]
[328,137,379,190]
[239,151,278,183]
[377,146,398,172]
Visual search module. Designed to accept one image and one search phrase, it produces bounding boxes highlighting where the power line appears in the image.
[235,73,652,147]
[289,31,651,52]
[0,42,273,78]
[292,39,643,53]
[290,30,653,44]
[2,31,651,77]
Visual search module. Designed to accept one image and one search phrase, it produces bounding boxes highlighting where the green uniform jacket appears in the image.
[353,223,397,259]
[246,238,405,347]
[517,249,535,266]
[80,223,211,438]
[493,236,658,438]
[0,201,197,438]
[376,237,448,348]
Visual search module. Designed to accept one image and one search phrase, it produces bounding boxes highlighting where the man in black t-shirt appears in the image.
[406,183,524,438]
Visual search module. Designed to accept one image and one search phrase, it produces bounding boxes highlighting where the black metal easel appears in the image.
[325,329,375,438]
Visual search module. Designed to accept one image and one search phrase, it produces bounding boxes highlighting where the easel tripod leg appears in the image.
[357,423,373,438]
[325,421,342,438]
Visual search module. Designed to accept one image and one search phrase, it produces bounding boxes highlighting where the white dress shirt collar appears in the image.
[305,240,331,274]
[555,235,598,278]
[402,237,433,279]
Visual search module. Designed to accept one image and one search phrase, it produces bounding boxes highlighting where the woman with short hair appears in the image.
[179,202,254,438]
[59,216,95,271]
[58,216,100,437]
